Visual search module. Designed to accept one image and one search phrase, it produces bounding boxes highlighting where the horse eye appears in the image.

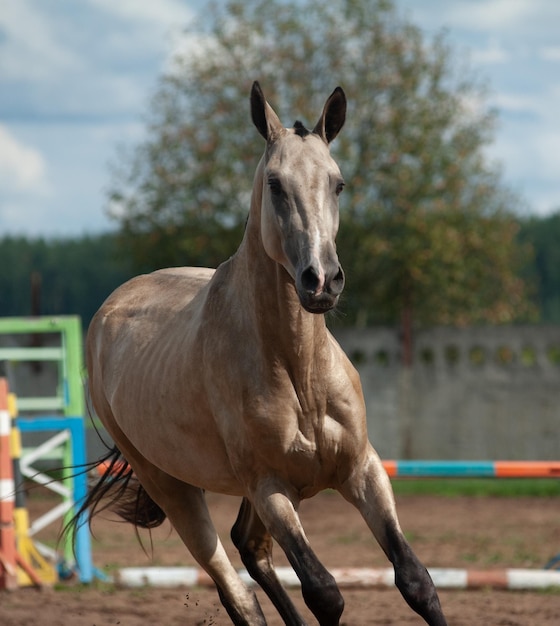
[335,182,345,196]
[268,179,283,196]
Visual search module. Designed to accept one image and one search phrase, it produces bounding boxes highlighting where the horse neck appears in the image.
[232,159,330,369]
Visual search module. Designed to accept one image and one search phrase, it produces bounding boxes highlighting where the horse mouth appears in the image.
[295,262,345,314]
[299,292,340,314]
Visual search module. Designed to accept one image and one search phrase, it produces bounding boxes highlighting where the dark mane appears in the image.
[293,120,310,137]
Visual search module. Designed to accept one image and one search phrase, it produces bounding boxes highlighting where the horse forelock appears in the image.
[293,120,310,137]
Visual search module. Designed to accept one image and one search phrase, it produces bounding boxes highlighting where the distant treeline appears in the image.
[517,212,560,323]
[1,211,559,329]
[0,234,134,328]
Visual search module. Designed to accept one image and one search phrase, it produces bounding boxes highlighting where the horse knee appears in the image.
[301,571,344,626]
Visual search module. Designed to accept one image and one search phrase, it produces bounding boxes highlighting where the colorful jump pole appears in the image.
[0,316,93,583]
[0,377,17,590]
[382,460,560,478]
[9,392,57,586]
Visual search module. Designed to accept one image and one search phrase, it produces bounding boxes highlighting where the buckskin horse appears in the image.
[81,82,447,625]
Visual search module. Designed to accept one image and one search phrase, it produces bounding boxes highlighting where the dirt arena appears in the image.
[1,489,559,625]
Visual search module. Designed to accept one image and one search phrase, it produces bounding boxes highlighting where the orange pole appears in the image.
[0,377,17,589]
[382,460,398,478]
[382,459,560,478]
[494,461,560,478]
[15,553,42,588]
[97,459,127,477]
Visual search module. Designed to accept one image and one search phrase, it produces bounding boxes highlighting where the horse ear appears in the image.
[313,87,346,144]
[251,81,284,142]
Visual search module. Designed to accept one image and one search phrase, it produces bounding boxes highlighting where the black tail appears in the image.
[69,445,167,535]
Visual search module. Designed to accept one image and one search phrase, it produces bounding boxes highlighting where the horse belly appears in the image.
[103,350,243,494]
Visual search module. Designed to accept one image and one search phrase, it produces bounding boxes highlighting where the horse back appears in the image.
[92,266,214,327]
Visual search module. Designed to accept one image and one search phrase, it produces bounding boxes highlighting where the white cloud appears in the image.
[88,0,195,64]
[534,130,560,180]
[401,0,560,50]
[540,46,560,62]
[0,0,82,82]
[1,0,559,237]
[0,126,48,192]
[471,39,510,65]
[0,0,197,121]
[491,92,540,114]
[88,0,193,29]
[437,0,560,36]
[446,0,536,30]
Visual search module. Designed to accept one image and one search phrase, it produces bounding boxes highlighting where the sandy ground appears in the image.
[1,489,559,625]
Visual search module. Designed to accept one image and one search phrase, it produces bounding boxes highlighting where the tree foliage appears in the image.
[0,214,556,331]
[108,0,533,329]
[518,211,560,323]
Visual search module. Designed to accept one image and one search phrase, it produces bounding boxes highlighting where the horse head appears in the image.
[250,81,347,314]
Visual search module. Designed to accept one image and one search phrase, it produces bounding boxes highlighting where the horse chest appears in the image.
[243,389,351,491]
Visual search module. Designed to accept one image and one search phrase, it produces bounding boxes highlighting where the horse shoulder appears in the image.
[326,331,364,399]
[324,331,369,447]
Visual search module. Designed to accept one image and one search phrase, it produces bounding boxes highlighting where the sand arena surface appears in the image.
[1,490,559,625]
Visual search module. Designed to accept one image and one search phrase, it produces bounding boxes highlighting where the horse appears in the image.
[81,82,447,626]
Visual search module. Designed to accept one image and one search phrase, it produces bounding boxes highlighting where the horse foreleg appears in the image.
[251,484,344,626]
[339,446,448,626]
[231,497,305,625]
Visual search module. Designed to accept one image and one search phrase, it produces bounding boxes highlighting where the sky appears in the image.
[1,0,559,238]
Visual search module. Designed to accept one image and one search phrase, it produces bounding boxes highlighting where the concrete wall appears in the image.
[334,326,560,460]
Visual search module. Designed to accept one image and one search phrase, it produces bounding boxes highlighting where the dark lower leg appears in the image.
[279,531,344,626]
[389,531,447,626]
[296,551,344,626]
[250,490,344,626]
[231,498,305,626]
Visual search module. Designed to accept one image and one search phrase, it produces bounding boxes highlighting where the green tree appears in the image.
[518,211,560,323]
[108,0,534,355]
[0,235,133,326]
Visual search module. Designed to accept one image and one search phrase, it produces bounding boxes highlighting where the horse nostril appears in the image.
[300,266,321,294]
[328,266,345,296]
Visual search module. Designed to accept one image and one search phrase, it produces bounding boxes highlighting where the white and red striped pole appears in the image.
[0,376,17,589]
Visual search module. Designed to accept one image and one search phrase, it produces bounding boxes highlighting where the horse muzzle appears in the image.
[296,262,345,314]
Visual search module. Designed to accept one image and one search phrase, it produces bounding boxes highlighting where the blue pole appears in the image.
[394,460,496,477]
[68,418,93,583]
[18,416,93,582]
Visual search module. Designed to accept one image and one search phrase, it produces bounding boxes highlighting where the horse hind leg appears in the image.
[100,440,266,625]
[162,485,267,625]
[231,497,305,625]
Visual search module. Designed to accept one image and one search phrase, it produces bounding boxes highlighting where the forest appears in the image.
[0,210,558,329]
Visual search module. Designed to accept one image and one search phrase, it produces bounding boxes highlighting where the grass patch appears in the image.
[537,586,560,596]
[53,580,116,593]
[391,478,560,497]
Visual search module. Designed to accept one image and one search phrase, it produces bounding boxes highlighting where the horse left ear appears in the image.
[251,81,284,142]
[313,87,346,144]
